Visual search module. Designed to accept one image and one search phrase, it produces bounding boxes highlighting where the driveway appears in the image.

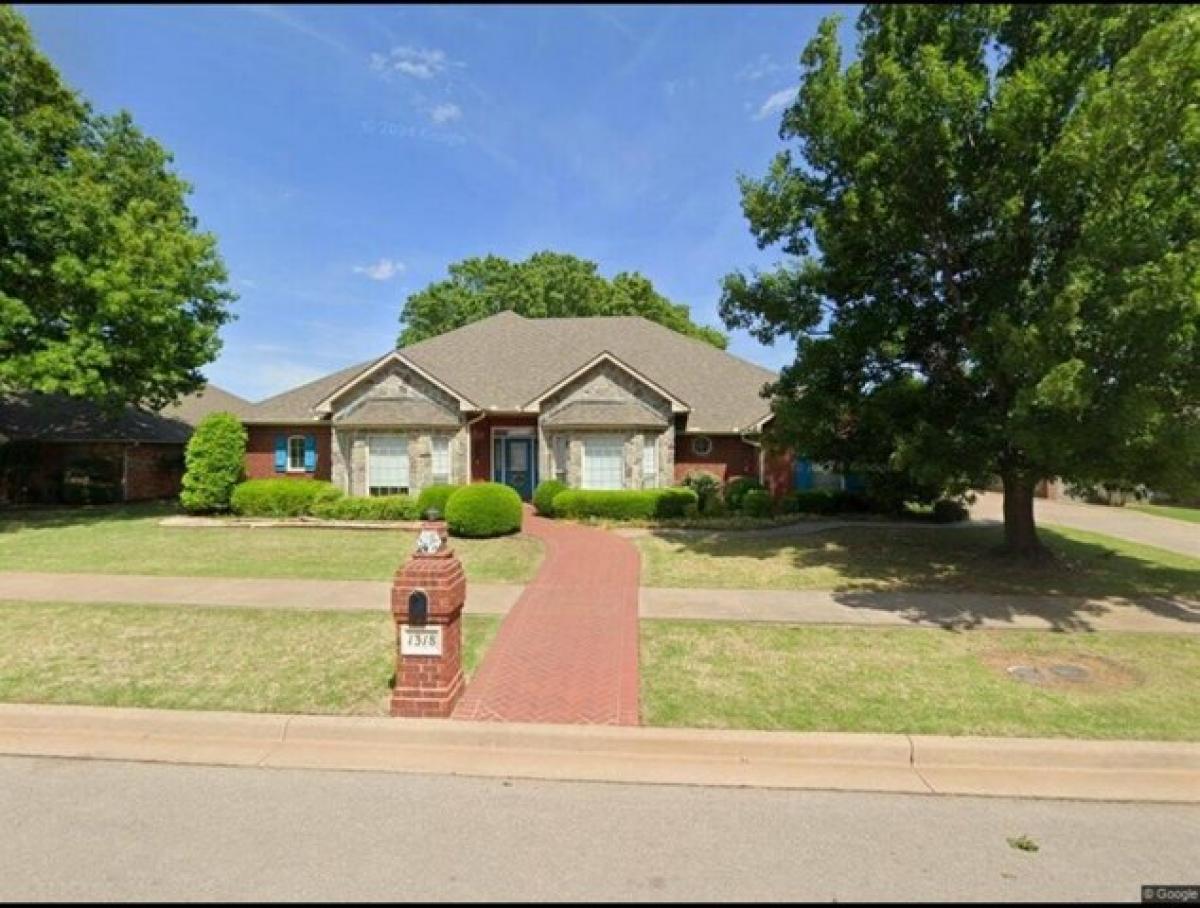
[972,492,1199,558]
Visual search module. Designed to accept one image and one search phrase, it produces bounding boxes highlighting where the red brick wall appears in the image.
[244,425,332,481]
[124,444,185,500]
[673,434,761,485]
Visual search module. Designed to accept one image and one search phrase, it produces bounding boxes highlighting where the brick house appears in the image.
[239,312,795,501]
[0,385,249,504]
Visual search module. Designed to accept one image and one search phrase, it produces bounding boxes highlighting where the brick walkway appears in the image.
[452,510,640,726]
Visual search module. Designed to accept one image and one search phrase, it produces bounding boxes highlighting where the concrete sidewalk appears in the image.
[2,571,1197,633]
[0,703,1196,803]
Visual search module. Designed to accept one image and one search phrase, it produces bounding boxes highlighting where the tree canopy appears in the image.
[720,4,1200,554]
[397,251,727,349]
[0,6,234,410]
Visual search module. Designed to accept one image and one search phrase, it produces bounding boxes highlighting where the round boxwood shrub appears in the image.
[532,479,567,516]
[931,498,970,524]
[416,484,459,519]
[230,478,341,517]
[445,482,523,537]
[180,412,247,513]
[725,476,765,511]
[741,488,774,518]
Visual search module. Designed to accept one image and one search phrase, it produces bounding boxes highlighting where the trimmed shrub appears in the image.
[416,484,459,519]
[550,487,699,520]
[931,498,970,524]
[780,489,839,515]
[230,478,341,517]
[682,470,722,514]
[532,479,567,516]
[180,412,247,513]
[445,482,523,537]
[741,488,774,518]
[725,476,765,511]
[311,494,418,521]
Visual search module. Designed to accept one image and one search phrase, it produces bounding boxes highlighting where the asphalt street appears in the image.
[1,755,1196,902]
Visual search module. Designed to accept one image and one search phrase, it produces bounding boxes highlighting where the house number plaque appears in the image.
[400,625,443,656]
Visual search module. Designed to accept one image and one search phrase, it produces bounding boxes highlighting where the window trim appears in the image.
[690,435,713,457]
[642,436,658,488]
[431,435,451,485]
[581,435,624,491]
[286,435,307,473]
[367,433,410,497]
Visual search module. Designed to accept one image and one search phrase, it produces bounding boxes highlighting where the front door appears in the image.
[502,437,534,500]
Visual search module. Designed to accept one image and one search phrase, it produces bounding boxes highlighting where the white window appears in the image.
[553,436,568,482]
[431,436,450,485]
[642,437,658,488]
[368,435,409,496]
[582,436,624,490]
[287,436,307,473]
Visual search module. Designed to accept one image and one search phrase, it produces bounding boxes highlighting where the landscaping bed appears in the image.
[640,620,1200,741]
[0,504,543,583]
[0,601,500,716]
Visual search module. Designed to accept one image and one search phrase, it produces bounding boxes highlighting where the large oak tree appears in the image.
[721,4,1200,554]
[398,251,727,349]
[0,6,234,410]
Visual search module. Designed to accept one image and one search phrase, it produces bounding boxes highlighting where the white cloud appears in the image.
[754,86,798,121]
[738,54,784,82]
[429,102,462,125]
[372,46,455,80]
[352,258,405,281]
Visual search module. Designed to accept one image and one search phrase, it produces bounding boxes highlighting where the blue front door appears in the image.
[502,437,535,500]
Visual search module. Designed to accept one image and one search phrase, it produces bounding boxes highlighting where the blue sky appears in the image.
[21,3,857,401]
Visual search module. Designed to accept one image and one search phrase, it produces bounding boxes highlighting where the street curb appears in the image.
[0,704,1196,803]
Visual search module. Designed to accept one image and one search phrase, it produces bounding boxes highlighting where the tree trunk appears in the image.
[1000,472,1045,557]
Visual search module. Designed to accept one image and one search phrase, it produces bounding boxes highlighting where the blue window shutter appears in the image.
[274,436,287,473]
[304,435,317,472]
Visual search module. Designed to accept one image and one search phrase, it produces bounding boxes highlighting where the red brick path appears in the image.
[451,509,640,725]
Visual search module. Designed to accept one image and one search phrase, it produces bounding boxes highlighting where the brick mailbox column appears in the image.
[390,519,466,718]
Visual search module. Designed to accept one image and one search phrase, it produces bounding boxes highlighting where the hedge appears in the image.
[180,412,247,513]
[741,488,774,517]
[550,487,698,520]
[311,494,419,521]
[445,482,523,537]
[532,479,567,516]
[931,498,970,523]
[415,484,459,519]
[778,489,873,516]
[229,479,341,517]
[725,476,765,511]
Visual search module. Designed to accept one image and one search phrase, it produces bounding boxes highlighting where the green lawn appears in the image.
[636,524,1200,599]
[0,503,543,583]
[641,620,1200,741]
[1128,503,1200,525]
[0,601,500,716]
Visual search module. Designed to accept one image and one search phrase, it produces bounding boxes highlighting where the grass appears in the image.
[636,524,1200,599]
[640,620,1200,741]
[1128,503,1200,525]
[0,601,501,716]
[0,503,543,584]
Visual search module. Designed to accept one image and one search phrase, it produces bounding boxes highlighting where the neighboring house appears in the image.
[238,312,794,501]
[0,385,250,504]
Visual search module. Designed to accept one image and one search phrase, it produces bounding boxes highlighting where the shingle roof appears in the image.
[542,400,669,429]
[0,384,249,444]
[244,313,777,432]
[333,398,461,428]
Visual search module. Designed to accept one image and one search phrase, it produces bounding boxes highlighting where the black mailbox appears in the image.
[407,589,429,626]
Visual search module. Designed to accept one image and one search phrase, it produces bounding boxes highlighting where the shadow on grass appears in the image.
[0,501,177,533]
[646,523,1200,632]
